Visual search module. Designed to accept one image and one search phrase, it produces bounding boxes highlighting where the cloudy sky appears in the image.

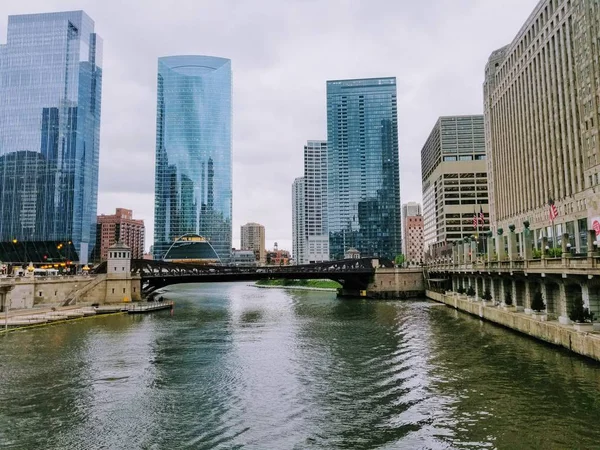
[1,0,539,252]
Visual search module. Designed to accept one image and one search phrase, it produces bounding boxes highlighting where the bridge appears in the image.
[92,257,425,299]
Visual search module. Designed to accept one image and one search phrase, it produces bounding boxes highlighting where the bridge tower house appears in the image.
[104,242,141,303]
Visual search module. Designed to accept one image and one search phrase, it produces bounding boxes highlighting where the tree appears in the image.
[482,288,493,301]
[457,286,465,295]
[395,254,405,266]
[531,291,545,312]
[466,286,475,297]
[504,290,513,306]
[569,296,595,323]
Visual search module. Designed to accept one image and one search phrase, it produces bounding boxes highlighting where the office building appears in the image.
[231,249,257,267]
[93,208,145,262]
[304,140,329,263]
[241,222,265,264]
[402,202,423,263]
[153,55,232,262]
[421,115,488,259]
[326,78,402,260]
[292,177,305,264]
[0,11,103,264]
[484,0,600,252]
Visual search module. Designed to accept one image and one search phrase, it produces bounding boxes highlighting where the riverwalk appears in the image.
[426,290,600,361]
[0,301,174,332]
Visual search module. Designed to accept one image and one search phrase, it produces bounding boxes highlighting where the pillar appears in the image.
[496,234,506,261]
[524,280,533,313]
[452,245,458,265]
[561,233,570,259]
[541,236,548,259]
[458,243,464,265]
[558,282,569,324]
[470,241,477,263]
[523,229,533,260]
[588,230,597,257]
[463,243,470,265]
[507,230,517,261]
[487,235,494,262]
[582,283,590,309]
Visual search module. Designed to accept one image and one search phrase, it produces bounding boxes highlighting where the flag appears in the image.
[473,209,478,229]
[548,198,558,221]
[479,205,485,225]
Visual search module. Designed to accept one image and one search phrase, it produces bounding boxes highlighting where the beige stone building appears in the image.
[421,115,489,259]
[484,0,600,251]
[241,222,266,264]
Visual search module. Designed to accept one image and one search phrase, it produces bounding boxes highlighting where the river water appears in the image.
[1,283,600,449]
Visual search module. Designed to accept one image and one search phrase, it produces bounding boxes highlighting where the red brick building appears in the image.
[93,208,145,261]
[405,215,424,264]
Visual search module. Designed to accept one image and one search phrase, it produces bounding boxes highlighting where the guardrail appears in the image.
[426,255,600,273]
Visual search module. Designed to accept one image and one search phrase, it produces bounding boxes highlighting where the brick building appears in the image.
[93,208,145,261]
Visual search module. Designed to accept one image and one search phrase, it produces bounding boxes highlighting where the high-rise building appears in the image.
[484,0,600,253]
[0,11,103,264]
[404,215,424,265]
[402,202,423,260]
[292,177,305,264]
[153,56,232,262]
[326,77,402,260]
[241,222,266,264]
[93,208,145,262]
[304,140,329,263]
[421,115,488,259]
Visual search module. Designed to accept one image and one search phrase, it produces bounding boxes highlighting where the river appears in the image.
[1,283,600,449]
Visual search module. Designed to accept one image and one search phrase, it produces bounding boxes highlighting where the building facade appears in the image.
[402,202,423,263]
[153,55,232,262]
[304,140,329,263]
[402,201,422,256]
[231,249,257,267]
[292,177,305,264]
[241,222,265,264]
[404,215,424,264]
[421,116,489,259]
[326,78,402,260]
[484,0,600,252]
[93,208,145,262]
[0,11,103,264]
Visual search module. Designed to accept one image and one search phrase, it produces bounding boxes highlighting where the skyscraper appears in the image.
[292,177,305,264]
[153,56,232,262]
[304,140,329,263]
[241,222,266,264]
[484,0,600,253]
[402,202,423,259]
[326,78,401,260]
[93,208,145,262]
[421,115,488,259]
[0,11,103,264]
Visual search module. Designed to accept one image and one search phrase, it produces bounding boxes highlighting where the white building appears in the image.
[304,140,329,263]
[292,177,306,264]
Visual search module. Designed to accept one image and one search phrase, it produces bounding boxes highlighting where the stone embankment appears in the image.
[426,290,600,362]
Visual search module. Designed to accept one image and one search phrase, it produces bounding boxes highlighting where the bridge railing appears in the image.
[426,255,600,273]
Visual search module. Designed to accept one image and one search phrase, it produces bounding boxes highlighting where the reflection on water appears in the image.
[1,283,600,449]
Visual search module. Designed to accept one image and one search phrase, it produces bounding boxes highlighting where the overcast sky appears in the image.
[1,0,539,252]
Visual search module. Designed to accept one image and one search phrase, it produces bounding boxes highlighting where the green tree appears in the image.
[531,291,545,312]
[395,254,405,265]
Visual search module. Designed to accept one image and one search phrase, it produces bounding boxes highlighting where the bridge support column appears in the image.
[487,235,494,262]
[458,243,464,265]
[524,280,535,313]
[496,234,506,261]
[558,282,569,324]
[523,229,533,260]
[470,241,477,263]
[463,244,470,265]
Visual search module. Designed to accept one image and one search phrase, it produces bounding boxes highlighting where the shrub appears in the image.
[532,249,542,259]
[482,288,493,301]
[531,291,545,312]
[466,286,476,297]
[569,297,595,323]
[504,290,513,306]
[457,286,465,295]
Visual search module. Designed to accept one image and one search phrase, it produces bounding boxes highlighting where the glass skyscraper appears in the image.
[326,78,401,261]
[0,11,103,264]
[153,56,232,262]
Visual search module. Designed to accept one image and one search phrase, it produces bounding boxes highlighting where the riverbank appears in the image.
[254,279,340,291]
[426,290,600,362]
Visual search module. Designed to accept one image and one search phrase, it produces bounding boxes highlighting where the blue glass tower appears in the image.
[0,11,103,264]
[326,78,401,261]
[153,56,232,262]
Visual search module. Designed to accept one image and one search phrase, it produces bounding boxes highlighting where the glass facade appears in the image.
[326,78,401,260]
[0,11,103,264]
[153,56,232,262]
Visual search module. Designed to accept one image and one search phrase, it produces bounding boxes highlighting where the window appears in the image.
[112,288,115,294]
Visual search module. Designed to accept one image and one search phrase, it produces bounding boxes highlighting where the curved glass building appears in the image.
[0,11,103,264]
[153,56,232,262]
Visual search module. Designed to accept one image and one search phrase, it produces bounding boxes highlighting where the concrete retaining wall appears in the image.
[426,290,600,362]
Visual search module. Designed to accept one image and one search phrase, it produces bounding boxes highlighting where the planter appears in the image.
[531,312,548,321]
[573,322,594,332]
[502,305,517,312]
